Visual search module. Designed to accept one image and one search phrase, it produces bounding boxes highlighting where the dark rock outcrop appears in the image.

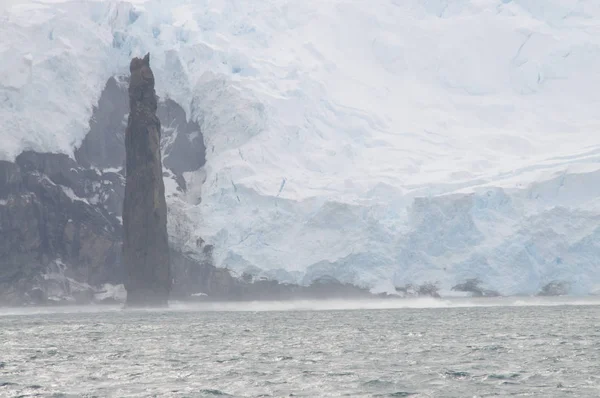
[170,246,238,299]
[0,65,386,306]
[0,155,122,305]
[537,280,570,296]
[75,76,129,170]
[451,278,501,297]
[158,98,206,188]
[395,281,441,298]
[122,53,170,307]
[0,71,212,306]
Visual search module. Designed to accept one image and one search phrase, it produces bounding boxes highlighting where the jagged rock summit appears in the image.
[122,53,171,307]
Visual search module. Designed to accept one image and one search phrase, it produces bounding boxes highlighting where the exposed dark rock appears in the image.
[173,265,375,302]
[170,248,238,300]
[77,74,205,194]
[158,98,206,190]
[16,151,84,196]
[28,288,47,305]
[303,276,372,299]
[452,278,501,297]
[0,156,122,306]
[0,67,389,306]
[418,282,441,298]
[395,281,441,298]
[0,160,21,196]
[75,76,128,169]
[0,71,208,306]
[537,280,570,296]
[122,53,170,307]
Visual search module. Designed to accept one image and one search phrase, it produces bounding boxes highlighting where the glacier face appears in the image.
[2,0,600,294]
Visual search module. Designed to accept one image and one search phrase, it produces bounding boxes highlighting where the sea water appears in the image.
[1,297,600,397]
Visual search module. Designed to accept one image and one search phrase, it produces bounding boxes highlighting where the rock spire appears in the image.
[122,53,171,306]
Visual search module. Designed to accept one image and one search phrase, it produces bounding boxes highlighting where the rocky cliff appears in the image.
[0,68,379,306]
[0,153,122,305]
[122,53,170,307]
[0,70,219,306]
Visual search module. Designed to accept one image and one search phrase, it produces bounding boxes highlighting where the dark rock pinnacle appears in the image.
[123,53,171,307]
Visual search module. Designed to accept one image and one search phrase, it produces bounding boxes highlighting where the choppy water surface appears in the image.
[1,298,600,397]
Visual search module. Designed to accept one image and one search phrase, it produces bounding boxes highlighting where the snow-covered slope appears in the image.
[2,0,600,294]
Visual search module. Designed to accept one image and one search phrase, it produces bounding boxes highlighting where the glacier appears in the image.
[2,0,600,295]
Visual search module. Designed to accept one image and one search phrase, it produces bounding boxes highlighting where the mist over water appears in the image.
[2,296,600,317]
[2,297,600,397]
[170,296,600,312]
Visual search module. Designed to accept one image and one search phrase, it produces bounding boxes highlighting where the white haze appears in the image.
[2,296,600,317]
